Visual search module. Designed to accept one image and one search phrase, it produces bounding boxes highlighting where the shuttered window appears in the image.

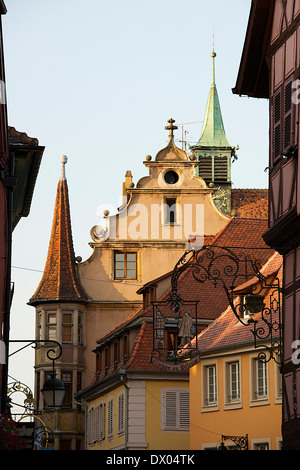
[118,392,125,434]
[108,397,114,438]
[99,402,105,441]
[283,79,293,152]
[273,88,281,161]
[272,77,294,162]
[162,388,189,431]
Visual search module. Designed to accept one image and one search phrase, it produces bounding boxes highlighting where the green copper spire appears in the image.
[195,47,230,148]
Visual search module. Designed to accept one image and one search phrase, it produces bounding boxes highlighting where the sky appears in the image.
[2,0,269,410]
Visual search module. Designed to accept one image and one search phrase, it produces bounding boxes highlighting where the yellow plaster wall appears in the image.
[145,380,190,450]
[189,352,282,450]
[87,384,126,451]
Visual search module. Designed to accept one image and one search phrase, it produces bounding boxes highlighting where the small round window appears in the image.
[164,170,179,184]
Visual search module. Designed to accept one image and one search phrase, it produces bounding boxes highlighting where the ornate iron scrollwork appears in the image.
[168,245,283,365]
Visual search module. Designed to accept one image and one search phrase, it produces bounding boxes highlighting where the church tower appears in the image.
[190,45,237,215]
[29,156,88,450]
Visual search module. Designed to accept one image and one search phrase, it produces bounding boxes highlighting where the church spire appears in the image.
[195,46,230,148]
[29,156,87,305]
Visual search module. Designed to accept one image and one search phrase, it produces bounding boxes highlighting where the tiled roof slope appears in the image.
[29,159,88,305]
[232,188,268,219]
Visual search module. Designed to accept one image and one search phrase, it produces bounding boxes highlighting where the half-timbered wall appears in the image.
[267,0,300,449]
[269,0,300,228]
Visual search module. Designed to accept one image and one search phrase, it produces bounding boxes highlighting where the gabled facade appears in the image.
[76,119,229,387]
[233,0,300,449]
[189,253,283,450]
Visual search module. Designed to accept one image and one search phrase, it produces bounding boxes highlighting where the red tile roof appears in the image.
[29,165,88,305]
[231,188,268,219]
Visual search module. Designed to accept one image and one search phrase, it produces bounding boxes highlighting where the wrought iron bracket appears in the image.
[169,245,283,365]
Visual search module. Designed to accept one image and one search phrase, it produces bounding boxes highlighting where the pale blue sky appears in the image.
[2,1,269,402]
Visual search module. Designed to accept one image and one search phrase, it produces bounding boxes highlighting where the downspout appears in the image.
[120,375,129,451]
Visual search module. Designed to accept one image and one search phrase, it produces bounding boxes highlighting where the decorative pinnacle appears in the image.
[165,118,178,140]
[60,155,68,180]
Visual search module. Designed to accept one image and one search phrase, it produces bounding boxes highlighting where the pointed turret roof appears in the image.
[29,156,88,305]
[193,48,231,148]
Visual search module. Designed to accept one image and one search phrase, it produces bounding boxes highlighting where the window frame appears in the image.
[118,391,125,435]
[250,355,269,406]
[224,357,242,409]
[46,311,57,341]
[202,362,219,412]
[108,397,114,439]
[114,251,137,280]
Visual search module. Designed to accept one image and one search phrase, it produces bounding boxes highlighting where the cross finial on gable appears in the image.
[165,118,178,140]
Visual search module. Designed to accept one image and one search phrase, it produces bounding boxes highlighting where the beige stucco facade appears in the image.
[78,120,229,385]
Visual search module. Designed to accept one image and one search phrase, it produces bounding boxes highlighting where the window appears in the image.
[123,335,129,362]
[46,312,56,341]
[272,76,294,162]
[227,361,240,402]
[37,312,42,340]
[165,198,177,224]
[202,364,218,409]
[61,371,73,408]
[105,347,110,375]
[108,397,114,438]
[114,341,120,369]
[114,252,137,279]
[78,312,83,345]
[99,402,105,441]
[62,310,73,343]
[207,365,217,404]
[118,392,125,435]
[256,360,268,398]
[251,357,269,403]
[164,170,179,184]
[161,388,189,431]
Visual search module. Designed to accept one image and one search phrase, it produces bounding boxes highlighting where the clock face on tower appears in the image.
[212,186,229,214]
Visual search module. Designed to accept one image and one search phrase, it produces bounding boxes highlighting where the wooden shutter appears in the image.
[99,403,105,440]
[165,391,177,428]
[164,389,189,430]
[179,391,190,430]
[273,88,281,161]
[118,393,124,434]
[198,156,212,180]
[283,78,293,152]
[108,398,113,437]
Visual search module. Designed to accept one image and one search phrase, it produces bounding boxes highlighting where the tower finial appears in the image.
[60,155,68,180]
[211,37,216,85]
[165,118,178,140]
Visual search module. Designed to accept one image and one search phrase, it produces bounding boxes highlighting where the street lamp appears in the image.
[8,339,65,409]
[41,374,65,408]
[218,434,248,450]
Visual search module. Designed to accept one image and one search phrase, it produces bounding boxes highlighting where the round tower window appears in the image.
[164,170,179,184]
